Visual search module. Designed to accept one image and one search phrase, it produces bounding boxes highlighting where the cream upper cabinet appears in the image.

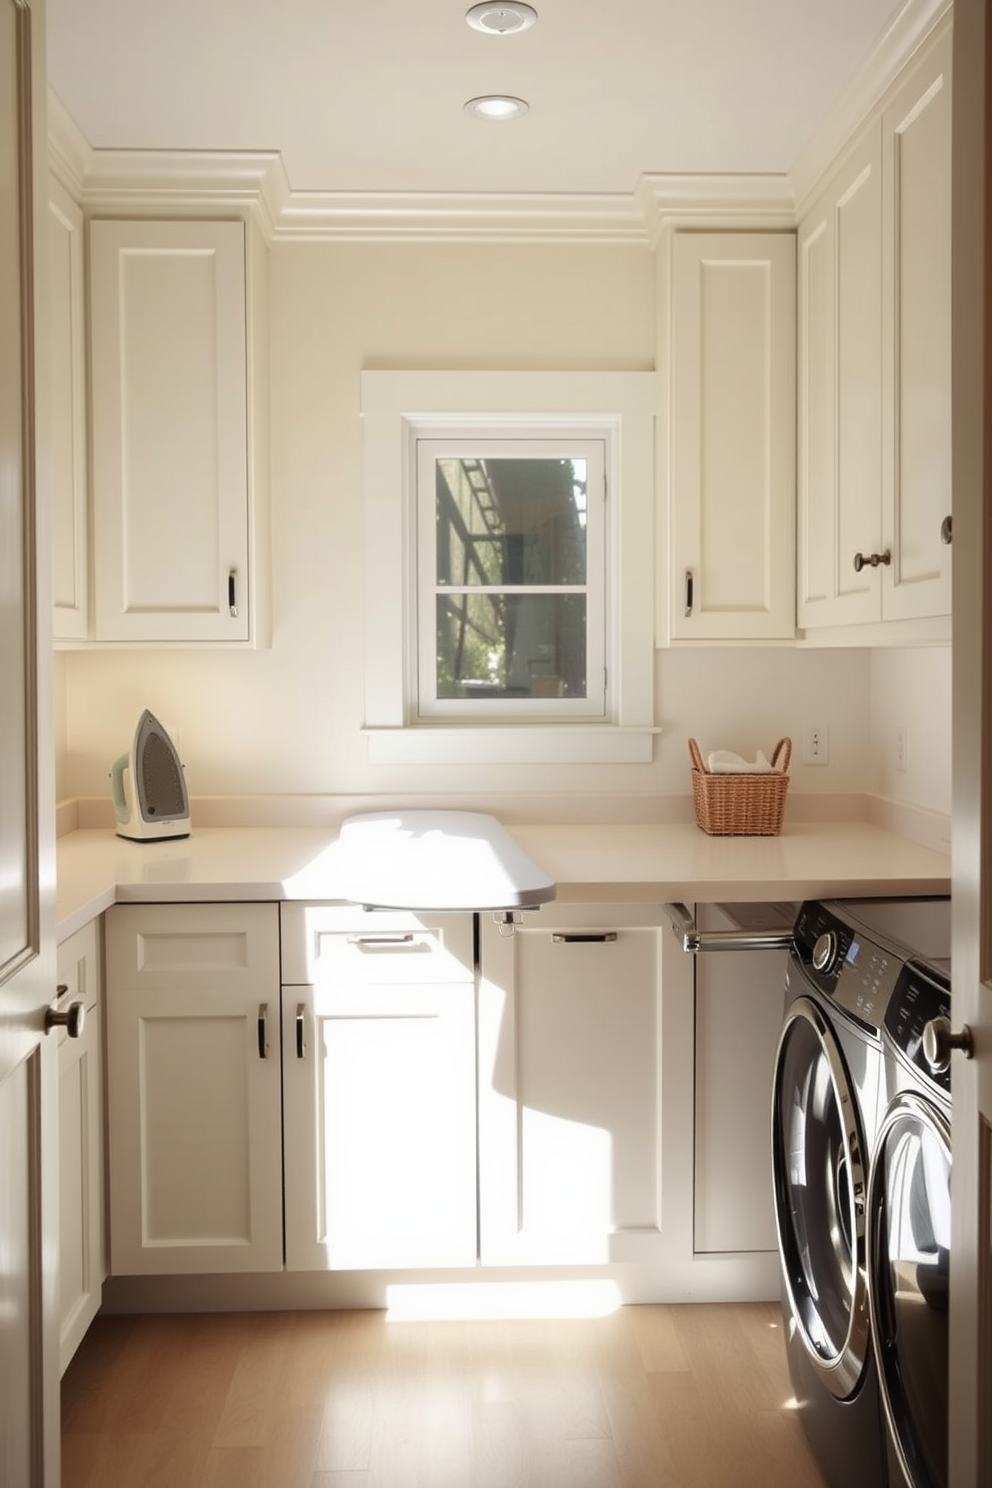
[798,21,952,633]
[668,231,797,643]
[89,218,268,645]
[49,176,89,643]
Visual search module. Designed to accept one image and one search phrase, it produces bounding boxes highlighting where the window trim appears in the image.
[361,370,657,765]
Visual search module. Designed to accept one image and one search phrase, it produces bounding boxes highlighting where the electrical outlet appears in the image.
[896,726,908,772]
[802,725,829,766]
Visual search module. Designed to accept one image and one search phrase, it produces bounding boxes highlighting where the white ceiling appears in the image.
[45,0,907,200]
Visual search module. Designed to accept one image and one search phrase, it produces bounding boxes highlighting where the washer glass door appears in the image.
[772,996,871,1398]
[868,1093,951,1488]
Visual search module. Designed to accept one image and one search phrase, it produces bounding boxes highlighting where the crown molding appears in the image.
[45,0,951,245]
[790,0,952,215]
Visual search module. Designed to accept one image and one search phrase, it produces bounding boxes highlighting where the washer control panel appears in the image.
[793,900,911,1034]
[884,962,952,1092]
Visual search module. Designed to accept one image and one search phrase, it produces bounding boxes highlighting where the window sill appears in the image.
[363,726,658,766]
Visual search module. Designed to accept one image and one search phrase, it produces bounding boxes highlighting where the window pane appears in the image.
[435,458,588,588]
[436,593,587,699]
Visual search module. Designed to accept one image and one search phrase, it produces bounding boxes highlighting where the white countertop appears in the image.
[55,820,951,942]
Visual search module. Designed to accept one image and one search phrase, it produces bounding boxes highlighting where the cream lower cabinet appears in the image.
[478,903,668,1266]
[667,231,796,642]
[105,902,283,1274]
[281,906,477,1270]
[57,921,105,1373]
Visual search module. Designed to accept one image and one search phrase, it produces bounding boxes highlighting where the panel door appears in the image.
[670,232,796,641]
[0,2,59,1480]
[797,127,884,628]
[478,903,665,1266]
[282,907,477,1270]
[105,903,283,1274]
[89,218,250,641]
[881,22,953,622]
[48,174,88,642]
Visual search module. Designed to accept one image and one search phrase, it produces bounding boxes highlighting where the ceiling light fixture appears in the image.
[463,94,530,121]
[465,3,538,35]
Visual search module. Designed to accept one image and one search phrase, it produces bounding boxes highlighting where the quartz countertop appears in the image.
[55,820,951,943]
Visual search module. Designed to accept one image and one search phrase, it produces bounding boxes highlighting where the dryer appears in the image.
[771,897,951,1488]
[868,950,952,1488]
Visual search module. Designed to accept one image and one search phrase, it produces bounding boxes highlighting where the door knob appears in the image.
[46,991,86,1039]
[853,549,892,572]
[922,1015,974,1074]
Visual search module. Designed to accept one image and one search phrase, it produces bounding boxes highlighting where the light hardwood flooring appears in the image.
[62,1302,828,1488]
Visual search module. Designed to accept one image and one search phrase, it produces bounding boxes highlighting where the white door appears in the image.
[0,1,59,1484]
[949,2,992,1483]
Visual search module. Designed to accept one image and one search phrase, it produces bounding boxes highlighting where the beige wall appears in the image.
[58,237,951,822]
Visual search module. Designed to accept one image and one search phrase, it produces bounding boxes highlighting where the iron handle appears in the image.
[684,569,694,618]
[922,1016,974,1074]
[853,549,891,572]
[46,993,85,1039]
[552,932,618,944]
[257,1003,268,1059]
[296,1003,306,1060]
[228,570,238,618]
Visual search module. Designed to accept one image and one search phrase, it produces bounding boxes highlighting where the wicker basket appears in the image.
[689,737,791,836]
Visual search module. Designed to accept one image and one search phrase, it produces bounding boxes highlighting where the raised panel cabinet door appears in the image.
[881,21,953,622]
[104,903,282,1274]
[48,174,88,642]
[56,922,104,1374]
[282,910,477,1271]
[478,904,665,1267]
[670,232,796,641]
[89,219,250,642]
[797,127,884,629]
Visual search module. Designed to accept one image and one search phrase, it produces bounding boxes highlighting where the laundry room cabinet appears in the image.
[280,905,477,1271]
[104,902,284,1274]
[48,174,89,644]
[666,231,796,643]
[477,902,669,1266]
[56,920,105,1373]
[88,217,269,646]
[797,19,952,635]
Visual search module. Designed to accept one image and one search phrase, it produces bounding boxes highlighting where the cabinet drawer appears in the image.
[106,902,279,993]
[280,905,474,986]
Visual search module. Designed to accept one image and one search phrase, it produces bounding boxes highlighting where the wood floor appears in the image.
[62,1302,828,1488]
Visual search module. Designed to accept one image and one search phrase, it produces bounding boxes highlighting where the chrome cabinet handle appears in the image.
[228,570,238,617]
[46,991,85,1039]
[346,933,416,946]
[257,1003,268,1059]
[296,1003,307,1060]
[552,932,618,944]
[684,569,694,618]
[853,549,891,572]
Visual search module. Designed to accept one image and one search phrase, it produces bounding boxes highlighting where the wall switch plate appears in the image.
[802,725,829,765]
[896,726,908,771]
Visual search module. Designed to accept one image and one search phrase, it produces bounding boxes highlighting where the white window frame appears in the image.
[416,433,608,722]
[362,370,657,766]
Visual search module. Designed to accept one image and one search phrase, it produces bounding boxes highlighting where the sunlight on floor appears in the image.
[385,1278,623,1321]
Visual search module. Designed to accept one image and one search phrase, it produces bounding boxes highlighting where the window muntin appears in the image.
[416,439,606,719]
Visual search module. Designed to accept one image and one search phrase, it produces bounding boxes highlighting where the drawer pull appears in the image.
[296,1004,307,1060]
[346,933,416,946]
[257,1003,268,1059]
[552,932,618,944]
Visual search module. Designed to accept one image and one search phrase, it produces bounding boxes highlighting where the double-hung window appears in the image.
[417,434,607,720]
[362,371,656,765]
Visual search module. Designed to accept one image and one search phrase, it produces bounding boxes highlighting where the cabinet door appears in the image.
[881,24,953,622]
[105,903,282,1274]
[282,907,477,1270]
[89,219,250,642]
[670,232,796,641]
[478,903,666,1266]
[797,128,884,628]
[48,177,88,643]
[56,922,104,1374]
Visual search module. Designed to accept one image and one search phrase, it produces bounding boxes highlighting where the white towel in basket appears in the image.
[706,749,776,774]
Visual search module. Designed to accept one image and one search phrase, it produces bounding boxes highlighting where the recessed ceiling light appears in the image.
[463,94,530,121]
[465,3,538,35]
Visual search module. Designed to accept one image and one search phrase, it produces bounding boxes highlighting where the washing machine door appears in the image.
[772,995,871,1399]
[868,1092,951,1488]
